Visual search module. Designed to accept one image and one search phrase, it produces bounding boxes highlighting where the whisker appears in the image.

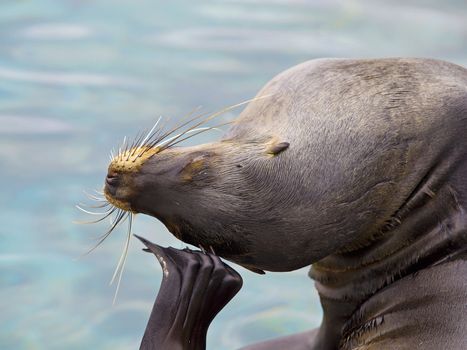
[111,213,133,305]
[138,97,269,157]
[82,210,126,256]
[129,97,265,163]
[148,105,205,148]
[73,208,116,225]
[137,124,166,157]
[135,116,168,158]
[108,208,129,227]
[83,190,105,200]
[84,195,106,202]
[129,128,151,158]
[108,209,120,226]
[162,121,233,150]
[139,115,168,146]
[153,97,258,152]
[154,127,213,148]
[94,216,129,243]
[124,136,130,155]
[76,204,114,216]
[137,116,162,150]
[121,136,127,160]
[78,202,111,209]
[119,135,127,160]
[109,214,129,284]
[125,129,144,160]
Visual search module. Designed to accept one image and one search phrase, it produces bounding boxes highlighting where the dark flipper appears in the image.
[134,234,243,350]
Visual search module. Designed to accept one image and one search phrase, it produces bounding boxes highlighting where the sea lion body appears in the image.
[237,58,467,349]
[103,58,467,349]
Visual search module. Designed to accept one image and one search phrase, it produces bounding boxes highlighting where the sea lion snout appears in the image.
[103,149,152,212]
[102,145,213,219]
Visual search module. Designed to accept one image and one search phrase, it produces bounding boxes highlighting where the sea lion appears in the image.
[96,58,467,349]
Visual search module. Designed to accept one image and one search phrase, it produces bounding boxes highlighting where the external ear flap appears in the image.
[179,154,209,182]
[267,141,290,156]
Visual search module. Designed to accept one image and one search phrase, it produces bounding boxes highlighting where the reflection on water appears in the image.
[0,0,466,349]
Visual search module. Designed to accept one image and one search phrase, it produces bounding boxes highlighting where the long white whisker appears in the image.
[110,212,131,285]
[158,94,272,151]
[111,209,130,227]
[155,127,213,148]
[165,122,231,149]
[83,190,106,201]
[138,116,162,150]
[122,136,127,156]
[73,209,116,225]
[119,136,128,160]
[85,196,106,202]
[76,205,114,216]
[109,208,122,225]
[78,202,111,209]
[81,210,126,256]
[112,213,133,305]
[149,105,204,147]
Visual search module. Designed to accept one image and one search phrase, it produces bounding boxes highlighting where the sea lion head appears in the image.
[103,133,285,274]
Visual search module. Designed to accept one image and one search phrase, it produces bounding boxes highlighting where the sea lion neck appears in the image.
[306,158,467,350]
[309,155,467,305]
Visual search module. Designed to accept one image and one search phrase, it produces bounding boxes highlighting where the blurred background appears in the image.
[0,0,466,349]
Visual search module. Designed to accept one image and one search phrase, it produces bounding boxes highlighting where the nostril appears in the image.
[106,173,119,187]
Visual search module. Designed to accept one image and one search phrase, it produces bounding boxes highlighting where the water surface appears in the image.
[1,0,466,349]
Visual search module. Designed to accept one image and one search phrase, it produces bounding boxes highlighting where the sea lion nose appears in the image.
[105,173,120,194]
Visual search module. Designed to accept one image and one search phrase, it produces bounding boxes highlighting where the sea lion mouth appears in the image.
[103,187,132,212]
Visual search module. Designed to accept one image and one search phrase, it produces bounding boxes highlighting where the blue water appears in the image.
[1,1,466,349]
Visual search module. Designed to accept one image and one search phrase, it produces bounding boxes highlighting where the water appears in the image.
[0,0,466,349]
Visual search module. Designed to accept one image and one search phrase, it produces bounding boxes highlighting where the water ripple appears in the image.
[152,27,362,55]
[0,115,73,134]
[20,23,93,40]
[0,67,141,87]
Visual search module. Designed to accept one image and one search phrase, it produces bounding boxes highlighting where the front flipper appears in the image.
[135,235,243,350]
